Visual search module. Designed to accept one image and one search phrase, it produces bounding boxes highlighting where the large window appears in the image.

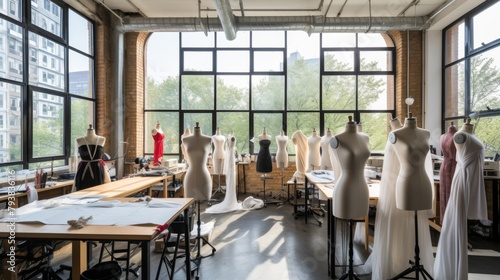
[443,0,500,157]
[146,31,395,160]
[0,0,95,174]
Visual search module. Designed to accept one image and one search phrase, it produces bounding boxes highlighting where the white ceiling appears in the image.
[98,0,448,19]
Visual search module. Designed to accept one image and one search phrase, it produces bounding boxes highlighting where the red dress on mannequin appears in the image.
[152,132,165,165]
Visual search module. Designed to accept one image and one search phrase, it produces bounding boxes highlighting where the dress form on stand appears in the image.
[151,121,165,166]
[307,128,321,172]
[320,129,333,170]
[330,116,370,280]
[275,130,289,201]
[291,130,308,182]
[388,113,434,280]
[256,128,280,206]
[439,122,457,224]
[182,122,216,279]
[210,127,226,202]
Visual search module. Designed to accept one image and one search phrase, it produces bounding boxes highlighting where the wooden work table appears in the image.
[0,180,74,209]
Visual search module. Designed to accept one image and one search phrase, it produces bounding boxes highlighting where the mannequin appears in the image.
[75,124,110,190]
[367,117,434,279]
[291,130,308,181]
[439,122,457,224]
[183,122,213,201]
[389,113,433,211]
[307,128,321,172]
[434,118,488,280]
[256,128,272,173]
[205,133,241,213]
[275,130,289,168]
[320,129,333,170]
[212,127,226,174]
[181,128,191,167]
[151,121,165,166]
[330,116,370,219]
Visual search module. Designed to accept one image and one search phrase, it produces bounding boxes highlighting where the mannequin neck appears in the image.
[86,129,96,138]
[312,130,317,137]
[215,129,220,135]
[326,130,332,137]
[194,127,202,136]
[461,123,474,134]
[448,125,457,133]
[345,122,357,133]
[280,131,284,136]
[404,118,417,129]
[390,118,403,130]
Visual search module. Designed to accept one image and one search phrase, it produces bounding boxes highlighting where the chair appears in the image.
[98,241,141,279]
[80,261,122,280]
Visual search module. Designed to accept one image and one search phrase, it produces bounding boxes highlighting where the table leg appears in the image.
[305,177,309,224]
[141,241,150,280]
[163,176,169,198]
[493,179,499,241]
[72,241,87,280]
[184,208,191,280]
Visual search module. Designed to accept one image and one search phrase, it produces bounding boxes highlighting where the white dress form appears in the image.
[275,130,289,169]
[76,124,106,147]
[320,129,333,170]
[181,128,191,167]
[330,118,370,219]
[183,123,213,201]
[212,127,226,174]
[205,133,242,213]
[291,130,308,181]
[307,129,321,172]
[434,119,488,280]
[389,115,433,211]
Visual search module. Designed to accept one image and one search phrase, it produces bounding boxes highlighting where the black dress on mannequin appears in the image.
[75,142,108,190]
[256,139,272,173]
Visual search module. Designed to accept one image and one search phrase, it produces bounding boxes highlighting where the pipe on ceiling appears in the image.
[213,0,237,40]
[118,15,428,33]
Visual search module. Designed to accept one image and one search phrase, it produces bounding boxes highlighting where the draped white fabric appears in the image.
[291,130,308,181]
[434,133,488,280]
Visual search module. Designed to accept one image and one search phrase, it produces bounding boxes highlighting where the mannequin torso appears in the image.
[331,121,370,219]
[74,125,109,190]
[151,122,165,166]
[389,117,432,210]
[307,129,321,171]
[275,131,289,169]
[212,128,226,174]
[183,124,213,201]
[76,125,105,147]
[320,129,333,170]
[292,130,308,180]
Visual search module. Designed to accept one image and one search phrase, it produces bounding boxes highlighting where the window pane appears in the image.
[0,83,22,163]
[322,75,356,110]
[286,112,319,155]
[322,33,356,48]
[145,112,179,154]
[184,113,212,136]
[287,31,319,110]
[359,112,391,152]
[254,51,284,72]
[254,113,282,153]
[217,75,249,110]
[358,33,391,47]
[69,9,93,55]
[470,47,500,112]
[473,1,500,49]
[146,33,179,110]
[32,91,64,158]
[217,51,249,72]
[0,19,23,81]
[29,32,65,91]
[474,116,500,158]
[69,50,93,98]
[70,97,94,155]
[252,31,285,48]
[217,31,250,48]
[182,32,214,47]
[28,159,64,169]
[360,51,392,71]
[324,113,353,135]
[358,75,394,110]
[324,51,354,71]
[444,19,465,65]
[1,0,21,21]
[184,51,213,72]
[31,0,62,37]
[217,112,249,154]
[181,75,214,110]
[251,75,284,110]
[444,62,465,118]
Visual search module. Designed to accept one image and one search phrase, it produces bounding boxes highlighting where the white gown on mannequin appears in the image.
[206,135,242,213]
[434,133,487,280]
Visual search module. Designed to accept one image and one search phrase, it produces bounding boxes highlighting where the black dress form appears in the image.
[75,141,108,190]
[256,139,272,173]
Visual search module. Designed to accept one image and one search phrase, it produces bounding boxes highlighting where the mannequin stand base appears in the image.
[190,201,216,280]
[259,174,282,207]
[389,210,433,280]
[338,219,360,280]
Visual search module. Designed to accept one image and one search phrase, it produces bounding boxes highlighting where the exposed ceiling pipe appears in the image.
[239,0,245,17]
[94,0,123,24]
[213,0,237,40]
[321,0,334,32]
[203,0,325,13]
[398,0,420,17]
[118,15,428,33]
[366,0,372,33]
[424,0,457,28]
[198,0,208,36]
[337,0,349,17]
[125,0,147,17]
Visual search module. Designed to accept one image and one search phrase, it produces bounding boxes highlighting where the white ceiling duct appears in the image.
[213,0,237,40]
[118,15,428,33]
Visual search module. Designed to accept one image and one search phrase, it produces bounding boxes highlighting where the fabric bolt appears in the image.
[256,139,273,173]
[75,142,110,191]
[434,133,488,280]
[439,125,457,224]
